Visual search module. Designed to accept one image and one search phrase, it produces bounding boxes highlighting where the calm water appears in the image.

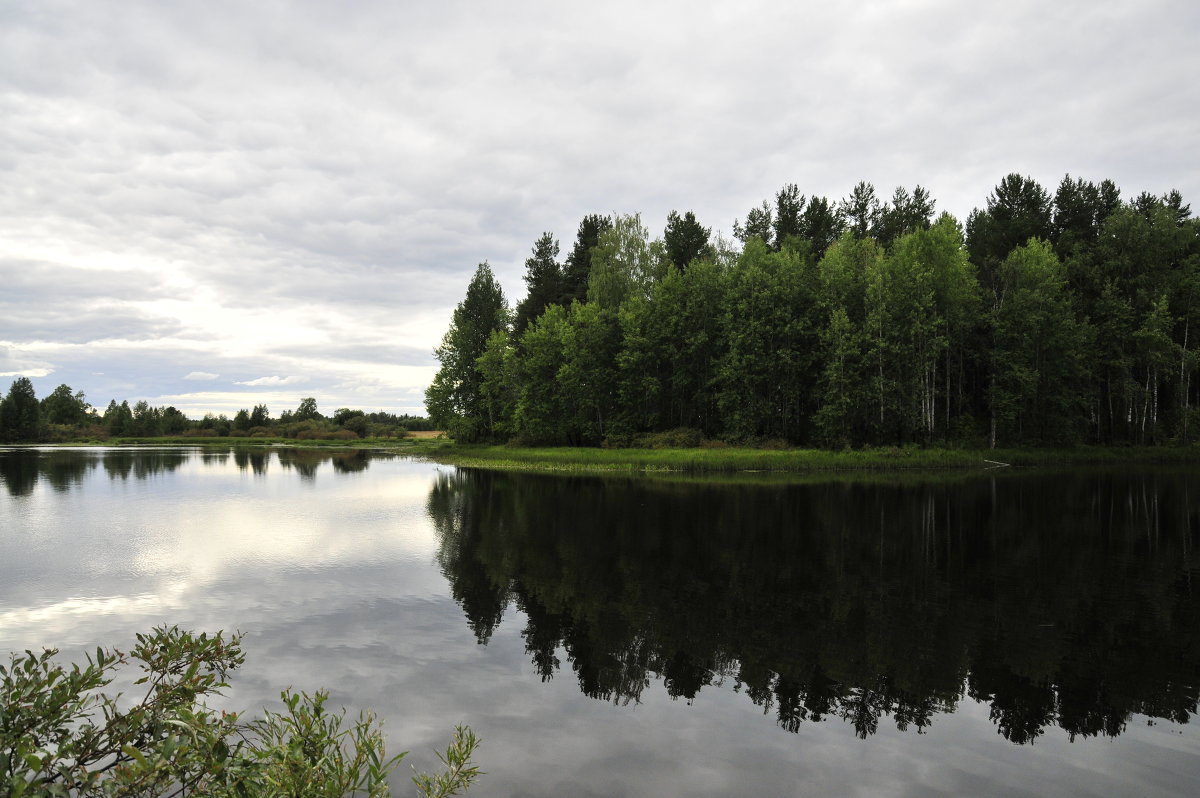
[1,447,1198,796]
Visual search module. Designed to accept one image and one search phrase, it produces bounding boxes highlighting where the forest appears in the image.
[0,381,433,442]
[426,174,1200,449]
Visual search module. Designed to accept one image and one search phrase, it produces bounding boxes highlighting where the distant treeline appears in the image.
[427,174,1199,448]
[0,382,434,442]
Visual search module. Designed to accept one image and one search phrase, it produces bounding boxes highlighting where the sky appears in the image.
[2,0,1198,419]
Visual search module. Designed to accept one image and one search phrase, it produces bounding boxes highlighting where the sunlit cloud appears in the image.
[184,371,220,381]
[236,375,307,387]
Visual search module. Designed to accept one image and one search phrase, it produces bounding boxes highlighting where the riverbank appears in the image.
[425,442,1200,474]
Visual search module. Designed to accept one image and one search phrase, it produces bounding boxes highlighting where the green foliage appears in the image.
[988,239,1092,445]
[1,627,481,797]
[0,378,41,442]
[513,304,570,443]
[426,262,509,442]
[560,214,611,305]
[513,232,562,336]
[294,397,322,422]
[663,210,711,270]
[587,214,661,310]
[249,404,270,428]
[429,175,1199,451]
[104,400,134,437]
[41,384,90,427]
[840,181,880,239]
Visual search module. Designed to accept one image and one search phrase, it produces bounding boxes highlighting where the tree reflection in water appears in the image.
[428,467,1200,743]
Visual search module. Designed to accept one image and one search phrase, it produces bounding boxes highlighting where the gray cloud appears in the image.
[2,0,1197,413]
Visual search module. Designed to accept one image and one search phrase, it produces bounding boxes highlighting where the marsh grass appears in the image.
[427,443,1200,475]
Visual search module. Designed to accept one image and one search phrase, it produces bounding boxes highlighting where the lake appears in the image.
[1,446,1197,796]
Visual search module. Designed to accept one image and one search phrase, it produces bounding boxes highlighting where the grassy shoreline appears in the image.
[425,442,1200,474]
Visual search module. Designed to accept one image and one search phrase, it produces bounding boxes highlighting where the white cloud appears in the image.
[183,371,219,381]
[0,0,1197,415]
[235,375,307,387]
[0,345,54,378]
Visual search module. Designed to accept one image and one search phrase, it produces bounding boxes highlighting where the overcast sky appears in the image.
[2,0,1197,418]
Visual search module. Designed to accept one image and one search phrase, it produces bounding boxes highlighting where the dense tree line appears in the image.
[427,174,1200,448]
[0,380,429,442]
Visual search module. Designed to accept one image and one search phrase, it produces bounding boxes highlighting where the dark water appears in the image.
[2,447,1198,796]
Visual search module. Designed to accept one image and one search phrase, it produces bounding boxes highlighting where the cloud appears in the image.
[0,345,54,379]
[235,375,307,387]
[183,371,219,381]
[1,0,1197,415]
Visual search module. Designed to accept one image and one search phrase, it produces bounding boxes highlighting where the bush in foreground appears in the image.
[1,626,480,797]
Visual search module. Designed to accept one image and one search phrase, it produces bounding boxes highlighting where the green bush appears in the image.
[1,626,480,797]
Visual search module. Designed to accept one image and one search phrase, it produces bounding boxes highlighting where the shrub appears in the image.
[642,427,704,448]
[1,626,481,797]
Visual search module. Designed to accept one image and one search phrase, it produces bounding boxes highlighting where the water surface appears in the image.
[1,447,1197,796]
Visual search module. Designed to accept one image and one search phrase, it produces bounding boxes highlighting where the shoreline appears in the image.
[422,442,1200,474]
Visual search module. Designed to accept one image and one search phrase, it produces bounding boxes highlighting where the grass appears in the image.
[425,442,1200,475]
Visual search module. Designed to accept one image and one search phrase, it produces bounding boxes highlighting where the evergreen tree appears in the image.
[561,214,612,305]
[0,377,40,441]
[104,400,134,437]
[663,210,711,271]
[772,184,805,251]
[732,200,772,246]
[513,232,562,336]
[426,262,510,441]
[874,185,935,249]
[249,404,270,427]
[800,196,842,260]
[966,174,1053,282]
[841,181,881,240]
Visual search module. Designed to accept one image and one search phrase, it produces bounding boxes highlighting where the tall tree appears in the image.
[732,200,773,246]
[249,404,270,427]
[561,214,612,304]
[41,384,89,426]
[513,303,570,443]
[800,196,842,260]
[475,329,518,442]
[104,400,133,437]
[874,186,935,249]
[865,215,979,443]
[294,397,321,421]
[987,239,1090,446]
[513,232,562,335]
[663,210,712,271]
[587,213,661,310]
[966,174,1053,284]
[558,301,622,443]
[841,181,881,240]
[426,262,510,441]
[717,240,820,441]
[773,184,806,251]
[0,377,40,441]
